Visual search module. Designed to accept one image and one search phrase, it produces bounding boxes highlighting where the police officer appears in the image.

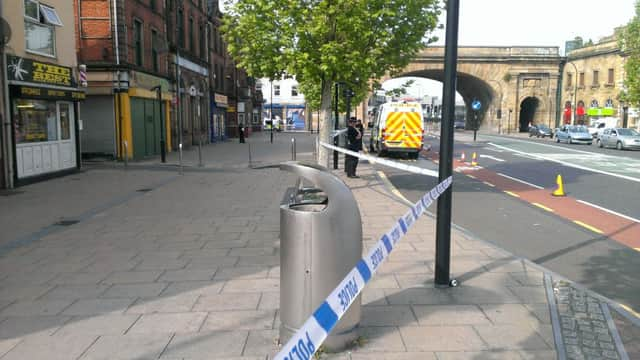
[238,123,245,143]
[345,117,361,178]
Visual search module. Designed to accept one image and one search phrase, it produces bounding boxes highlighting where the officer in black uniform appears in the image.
[345,117,362,178]
[238,123,245,143]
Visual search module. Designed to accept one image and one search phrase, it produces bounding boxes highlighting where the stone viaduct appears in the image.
[380,46,564,132]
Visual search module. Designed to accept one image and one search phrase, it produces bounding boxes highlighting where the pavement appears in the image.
[0,131,637,360]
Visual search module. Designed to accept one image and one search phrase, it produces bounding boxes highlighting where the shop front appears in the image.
[211,93,228,142]
[6,55,84,183]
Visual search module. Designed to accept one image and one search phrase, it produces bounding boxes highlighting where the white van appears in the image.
[588,117,619,138]
[369,102,424,159]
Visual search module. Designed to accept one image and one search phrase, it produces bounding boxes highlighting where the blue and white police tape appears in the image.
[331,129,348,138]
[273,175,453,360]
[320,141,439,178]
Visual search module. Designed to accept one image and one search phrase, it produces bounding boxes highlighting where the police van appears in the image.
[369,101,424,159]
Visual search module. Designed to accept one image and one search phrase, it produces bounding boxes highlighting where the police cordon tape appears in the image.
[330,129,348,138]
[273,175,453,360]
[320,141,439,177]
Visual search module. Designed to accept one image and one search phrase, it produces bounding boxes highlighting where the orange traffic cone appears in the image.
[460,153,466,162]
[552,174,565,197]
[471,152,478,166]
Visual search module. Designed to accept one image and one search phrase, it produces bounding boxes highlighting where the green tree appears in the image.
[619,1,640,106]
[384,79,416,99]
[222,0,441,165]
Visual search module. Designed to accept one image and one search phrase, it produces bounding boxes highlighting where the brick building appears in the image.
[74,0,172,160]
[166,0,209,148]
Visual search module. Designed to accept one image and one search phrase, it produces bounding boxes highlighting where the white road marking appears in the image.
[513,153,543,160]
[479,154,505,162]
[576,200,640,224]
[497,173,545,190]
[484,147,505,153]
[488,143,640,184]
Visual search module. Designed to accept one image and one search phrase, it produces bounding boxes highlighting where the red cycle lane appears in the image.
[423,150,640,250]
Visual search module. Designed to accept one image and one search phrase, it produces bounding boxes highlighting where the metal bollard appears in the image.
[179,143,183,175]
[123,141,128,169]
[248,142,253,167]
[291,138,297,161]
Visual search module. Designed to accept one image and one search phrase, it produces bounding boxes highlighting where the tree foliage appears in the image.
[221,0,441,164]
[619,1,640,106]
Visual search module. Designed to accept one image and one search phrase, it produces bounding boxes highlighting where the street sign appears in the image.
[471,100,481,111]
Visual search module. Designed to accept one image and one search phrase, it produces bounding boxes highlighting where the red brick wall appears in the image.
[76,0,169,77]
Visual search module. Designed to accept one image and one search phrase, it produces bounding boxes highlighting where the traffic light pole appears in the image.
[435,0,460,288]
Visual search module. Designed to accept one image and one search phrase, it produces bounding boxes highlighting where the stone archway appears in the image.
[388,69,496,130]
[519,97,540,132]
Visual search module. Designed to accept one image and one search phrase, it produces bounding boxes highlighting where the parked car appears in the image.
[454,121,465,129]
[597,128,640,150]
[528,124,553,138]
[555,125,592,145]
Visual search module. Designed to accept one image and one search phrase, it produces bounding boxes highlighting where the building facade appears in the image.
[562,32,638,129]
[207,0,227,142]
[2,0,85,187]
[75,0,172,160]
[167,0,209,149]
[259,77,307,131]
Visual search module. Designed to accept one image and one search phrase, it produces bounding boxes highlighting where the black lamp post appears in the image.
[567,61,578,125]
[270,79,274,143]
[333,82,340,169]
[434,0,460,287]
[508,109,513,134]
[151,85,166,162]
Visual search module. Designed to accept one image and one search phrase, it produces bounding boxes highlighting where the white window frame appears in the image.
[39,4,63,26]
[24,0,40,21]
[24,0,60,58]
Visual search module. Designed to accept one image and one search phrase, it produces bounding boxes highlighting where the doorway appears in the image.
[519,97,540,132]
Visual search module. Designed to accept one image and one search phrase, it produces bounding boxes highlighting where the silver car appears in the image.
[597,128,640,150]
[555,125,592,145]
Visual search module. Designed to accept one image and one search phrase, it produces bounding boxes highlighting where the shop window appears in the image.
[59,103,71,140]
[608,68,614,85]
[134,20,143,66]
[24,0,63,57]
[13,100,57,143]
[274,85,280,96]
[291,86,298,97]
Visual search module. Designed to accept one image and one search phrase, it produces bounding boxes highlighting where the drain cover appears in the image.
[54,220,79,226]
[136,188,152,192]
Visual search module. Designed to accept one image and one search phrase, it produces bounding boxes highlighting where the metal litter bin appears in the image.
[279,161,362,352]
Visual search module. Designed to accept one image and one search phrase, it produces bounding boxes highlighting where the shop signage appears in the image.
[7,55,76,87]
[214,93,228,107]
[11,85,86,101]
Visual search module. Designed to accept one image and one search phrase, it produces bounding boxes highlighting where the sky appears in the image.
[383,0,637,99]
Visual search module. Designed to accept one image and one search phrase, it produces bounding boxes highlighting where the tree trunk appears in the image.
[318,80,334,167]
